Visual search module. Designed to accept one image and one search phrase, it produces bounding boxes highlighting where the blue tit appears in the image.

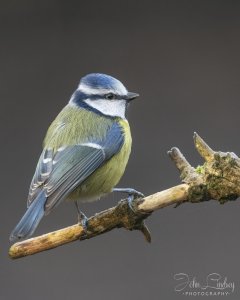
[10,73,143,242]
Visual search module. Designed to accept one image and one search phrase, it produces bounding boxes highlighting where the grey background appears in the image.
[1,0,240,299]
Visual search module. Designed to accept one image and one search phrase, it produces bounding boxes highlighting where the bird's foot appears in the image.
[75,202,88,238]
[77,211,88,233]
[113,188,144,198]
[113,188,144,213]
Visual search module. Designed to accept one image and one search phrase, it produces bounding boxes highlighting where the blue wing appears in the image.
[27,122,124,214]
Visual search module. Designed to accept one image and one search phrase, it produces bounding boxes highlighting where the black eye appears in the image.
[105,93,116,100]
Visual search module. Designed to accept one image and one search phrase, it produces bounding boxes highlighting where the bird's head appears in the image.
[69,73,139,118]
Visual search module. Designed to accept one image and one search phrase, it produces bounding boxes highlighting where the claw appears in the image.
[75,202,88,237]
[113,188,144,214]
[127,194,135,213]
[78,211,88,233]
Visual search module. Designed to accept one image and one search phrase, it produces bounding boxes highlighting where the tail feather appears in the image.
[10,192,46,242]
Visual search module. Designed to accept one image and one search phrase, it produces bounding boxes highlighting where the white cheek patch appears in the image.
[84,99,127,118]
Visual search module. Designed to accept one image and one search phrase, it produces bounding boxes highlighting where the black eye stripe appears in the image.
[89,94,125,100]
[72,90,127,103]
[105,93,115,100]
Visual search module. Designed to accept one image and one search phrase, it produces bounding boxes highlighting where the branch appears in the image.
[9,133,240,259]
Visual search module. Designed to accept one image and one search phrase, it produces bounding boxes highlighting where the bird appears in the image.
[10,73,143,242]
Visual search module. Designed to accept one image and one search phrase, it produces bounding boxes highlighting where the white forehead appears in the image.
[78,80,128,95]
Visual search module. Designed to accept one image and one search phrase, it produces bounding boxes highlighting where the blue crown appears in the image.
[80,73,126,92]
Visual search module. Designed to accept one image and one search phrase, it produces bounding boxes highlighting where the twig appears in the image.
[9,133,240,259]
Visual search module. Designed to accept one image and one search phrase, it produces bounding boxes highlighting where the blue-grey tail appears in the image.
[10,192,46,242]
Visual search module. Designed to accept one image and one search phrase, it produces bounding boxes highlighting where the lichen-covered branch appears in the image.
[8,184,188,259]
[9,133,240,259]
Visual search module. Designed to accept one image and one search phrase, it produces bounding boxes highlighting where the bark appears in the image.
[9,133,240,259]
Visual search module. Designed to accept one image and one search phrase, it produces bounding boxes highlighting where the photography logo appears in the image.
[174,273,235,297]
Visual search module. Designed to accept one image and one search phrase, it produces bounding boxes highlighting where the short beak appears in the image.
[126,92,139,101]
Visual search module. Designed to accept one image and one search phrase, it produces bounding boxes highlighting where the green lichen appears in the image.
[217,194,238,204]
[188,184,208,203]
[195,165,205,174]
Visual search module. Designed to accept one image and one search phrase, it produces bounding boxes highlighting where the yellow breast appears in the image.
[70,118,132,202]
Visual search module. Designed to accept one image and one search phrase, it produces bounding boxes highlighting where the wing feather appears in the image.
[44,146,105,212]
[27,121,124,214]
[27,149,54,206]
